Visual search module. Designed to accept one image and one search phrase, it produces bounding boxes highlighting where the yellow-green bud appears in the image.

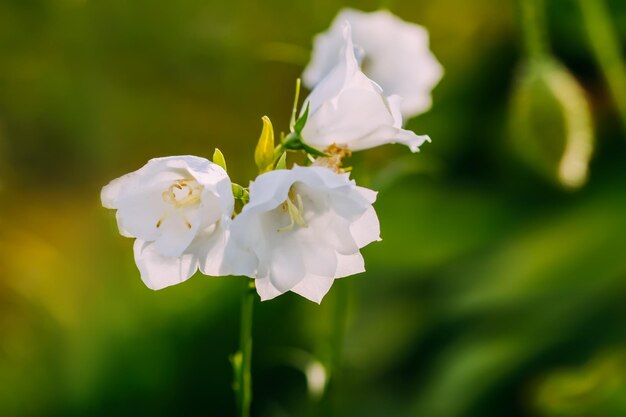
[255,116,275,173]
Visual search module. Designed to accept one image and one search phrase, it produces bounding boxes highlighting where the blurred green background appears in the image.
[1,0,626,416]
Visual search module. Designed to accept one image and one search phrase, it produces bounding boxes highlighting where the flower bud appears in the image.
[255,116,275,173]
[509,58,594,188]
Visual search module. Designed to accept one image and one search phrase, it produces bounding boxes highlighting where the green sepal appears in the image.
[294,101,310,134]
[213,148,227,172]
[275,152,287,170]
[232,183,249,203]
[282,131,327,157]
[301,142,327,157]
[289,78,302,132]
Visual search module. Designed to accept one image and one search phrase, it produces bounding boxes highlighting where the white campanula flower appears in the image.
[226,165,380,303]
[101,156,234,290]
[300,23,430,153]
[303,8,443,119]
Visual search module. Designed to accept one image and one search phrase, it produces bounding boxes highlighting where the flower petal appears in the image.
[291,274,335,304]
[335,252,365,278]
[268,239,306,293]
[255,276,283,301]
[193,221,231,277]
[351,206,381,248]
[133,239,198,290]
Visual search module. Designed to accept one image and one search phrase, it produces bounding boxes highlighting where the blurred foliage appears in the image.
[534,350,626,417]
[0,0,625,416]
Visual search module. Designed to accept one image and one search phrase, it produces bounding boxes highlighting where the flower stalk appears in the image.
[518,0,548,59]
[233,280,255,417]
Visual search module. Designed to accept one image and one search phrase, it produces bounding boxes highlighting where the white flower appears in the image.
[303,8,443,119]
[226,165,380,303]
[300,23,430,153]
[101,156,234,290]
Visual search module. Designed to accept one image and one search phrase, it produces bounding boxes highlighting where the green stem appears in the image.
[517,0,549,59]
[578,0,626,133]
[234,280,255,417]
[329,281,349,377]
[316,280,350,416]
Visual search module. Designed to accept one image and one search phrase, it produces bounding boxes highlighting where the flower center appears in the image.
[156,178,203,229]
[277,187,307,233]
[162,178,202,208]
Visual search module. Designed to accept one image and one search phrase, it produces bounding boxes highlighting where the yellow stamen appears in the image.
[277,189,307,232]
[157,178,203,230]
[162,178,202,209]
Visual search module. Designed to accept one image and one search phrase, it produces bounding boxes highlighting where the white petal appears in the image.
[311,212,359,255]
[222,241,259,278]
[101,176,124,209]
[301,241,338,279]
[245,169,294,212]
[133,239,198,290]
[224,213,262,277]
[151,207,201,257]
[291,274,335,304]
[255,276,283,301]
[351,206,381,248]
[356,186,377,205]
[303,86,396,151]
[303,22,361,115]
[335,252,365,278]
[394,130,431,153]
[268,239,306,293]
[193,220,231,277]
[114,180,172,242]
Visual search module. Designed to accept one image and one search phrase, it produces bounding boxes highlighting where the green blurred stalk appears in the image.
[517,0,549,58]
[233,280,255,417]
[578,0,626,133]
[313,280,350,417]
[380,0,394,10]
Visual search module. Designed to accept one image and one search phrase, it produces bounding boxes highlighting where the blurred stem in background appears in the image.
[518,0,548,59]
[577,0,626,135]
[309,279,351,417]
[232,280,255,417]
[379,0,395,11]
[329,282,349,378]
[326,280,350,404]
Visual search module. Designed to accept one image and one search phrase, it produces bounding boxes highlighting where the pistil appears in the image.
[278,188,307,232]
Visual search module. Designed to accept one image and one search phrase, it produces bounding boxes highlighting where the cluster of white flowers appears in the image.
[102,10,441,303]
